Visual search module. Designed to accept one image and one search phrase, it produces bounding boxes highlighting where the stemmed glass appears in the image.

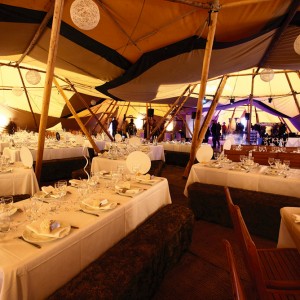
[283,160,290,171]
[268,157,274,168]
[239,155,245,164]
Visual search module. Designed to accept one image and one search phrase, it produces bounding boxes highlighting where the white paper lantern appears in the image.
[12,87,23,96]
[260,68,274,82]
[294,35,300,55]
[25,70,41,85]
[70,0,100,30]
[90,99,96,105]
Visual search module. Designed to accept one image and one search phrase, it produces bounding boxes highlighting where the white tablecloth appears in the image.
[286,138,300,147]
[0,164,39,196]
[277,207,300,250]
[3,146,87,163]
[184,162,300,198]
[162,143,191,153]
[0,178,171,300]
[0,142,9,154]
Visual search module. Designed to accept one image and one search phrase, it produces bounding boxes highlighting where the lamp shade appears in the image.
[12,87,23,96]
[294,35,300,55]
[260,68,274,82]
[70,0,100,30]
[25,70,41,85]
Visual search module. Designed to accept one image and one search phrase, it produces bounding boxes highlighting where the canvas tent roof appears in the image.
[0,0,300,131]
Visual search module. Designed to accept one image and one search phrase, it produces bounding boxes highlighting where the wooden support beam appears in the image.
[16,1,55,65]
[53,78,100,152]
[35,0,64,183]
[17,67,39,131]
[183,3,219,177]
[92,100,115,132]
[65,79,113,142]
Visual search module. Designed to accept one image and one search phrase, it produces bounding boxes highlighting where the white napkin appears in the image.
[82,198,109,210]
[69,179,81,186]
[41,186,55,194]
[27,220,70,238]
[293,214,300,223]
[119,188,141,195]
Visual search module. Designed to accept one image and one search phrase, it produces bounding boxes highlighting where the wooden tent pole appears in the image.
[17,67,38,131]
[254,106,259,124]
[53,78,100,152]
[184,3,219,177]
[66,79,113,141]
[84,104,102,126]
[247,71,255,143]
[285,72,300,114]
[92,100,114,131]
[228,107,236,133]
[196,75,227,148]
[150,85,192,139]
[35,0,64,183]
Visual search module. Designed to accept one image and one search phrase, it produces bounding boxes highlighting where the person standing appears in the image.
[221,122,227,140]
[126,118,137,136]
[211,120,221,148]
[111,117,118,137]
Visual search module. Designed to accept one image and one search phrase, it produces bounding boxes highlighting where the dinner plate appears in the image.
[116,189,142,197]
[0,206,18,217]
[80,201,117,211]
[196,144,213,163]
[20,146,33,168]
[22,221,70,243]
[126,151,151,174]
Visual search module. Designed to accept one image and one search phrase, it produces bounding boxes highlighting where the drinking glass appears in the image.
[55,180,67,198]
[268,157,274,167]
[0,215,10,233]
[283,160,290,170]
[1,196,13,213]
[214,152,220,160]
[239,155,245,164]
[274,159,281,169]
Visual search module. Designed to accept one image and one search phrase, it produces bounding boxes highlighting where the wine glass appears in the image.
[268,157,274,168]
[239,155,245,164]
[283,160,290,170]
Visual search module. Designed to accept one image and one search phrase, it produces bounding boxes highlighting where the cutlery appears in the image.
[78,209,99,217]
[71,225,79,229]
[17,236,41,249]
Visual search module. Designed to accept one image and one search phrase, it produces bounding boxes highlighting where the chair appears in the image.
[223,239,247,300]
[224,186,300,296]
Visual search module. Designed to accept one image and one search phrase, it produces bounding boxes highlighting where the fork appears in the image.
[17,236,41,249]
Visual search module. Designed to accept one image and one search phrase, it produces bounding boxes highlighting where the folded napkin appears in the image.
[41,186,55,194]
[69,179,81,186]
[27,220,70,238]
[293,214,300,223]
[136,174,151,181]
[82,198,109,210]
[99,170,110,175]
[118,188,141,195]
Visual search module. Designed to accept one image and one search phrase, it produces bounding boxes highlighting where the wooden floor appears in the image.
[152,164,276,300]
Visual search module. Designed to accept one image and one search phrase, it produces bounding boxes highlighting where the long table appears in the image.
[277,207,300,250]
[0,163,39,196]
[0,178,171,299]
[184,162,300,198]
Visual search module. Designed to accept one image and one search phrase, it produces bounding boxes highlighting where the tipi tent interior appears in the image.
[0,0,300,134]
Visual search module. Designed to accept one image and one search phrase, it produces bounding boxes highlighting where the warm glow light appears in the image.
[135,115,144,130]
[0,114,9,128]
[166,120,173,131]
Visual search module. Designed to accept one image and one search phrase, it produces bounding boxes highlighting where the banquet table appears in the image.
[277,207,300,250]
[184,162,300,198]
[0,163,39,196]
[3,146,87,163]
[0,177,171,300]
[286,137,300,147]
[162,142,191,153]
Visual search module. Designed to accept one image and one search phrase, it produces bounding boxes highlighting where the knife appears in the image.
[78,209,99,217]
[17,236,41,249]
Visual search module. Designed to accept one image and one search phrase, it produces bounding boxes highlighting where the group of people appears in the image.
[110,116,137,138]
[205,120,228,149]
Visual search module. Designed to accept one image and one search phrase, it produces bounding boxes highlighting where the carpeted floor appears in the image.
[153,164,276,300]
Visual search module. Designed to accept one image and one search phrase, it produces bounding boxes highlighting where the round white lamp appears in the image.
[260,68,274,82]
[25,70,41,85]
[294,35,300,55]
[70,0,100,30]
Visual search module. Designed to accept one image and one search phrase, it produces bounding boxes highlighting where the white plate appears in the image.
[116,189,142,197]
[0,206,18,217]
[80,201,117,211]
[126,151,151,174]
[196,144,213,163]
[20,146,33,168]
[22,221,70,243]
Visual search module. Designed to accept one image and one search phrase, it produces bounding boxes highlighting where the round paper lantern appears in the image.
[70,0,100,30]
[25,70,41,85]
[260,68,274,82]
[90,99,97,105]
[12,87,23,96]
[294,35,300,55]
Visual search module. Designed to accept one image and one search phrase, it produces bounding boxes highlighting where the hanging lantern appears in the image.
[70,0,100,31]
[294,35,300,55]
[260,68,274,82]
[12,87,23,96]
[25,70,41,85]
[90,99,97,106]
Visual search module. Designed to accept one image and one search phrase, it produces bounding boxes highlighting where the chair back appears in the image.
[223,239,247,300]
[234,206,269,299]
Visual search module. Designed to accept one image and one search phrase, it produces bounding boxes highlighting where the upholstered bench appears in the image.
[187,182,300,241]
[48,204,194,300]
